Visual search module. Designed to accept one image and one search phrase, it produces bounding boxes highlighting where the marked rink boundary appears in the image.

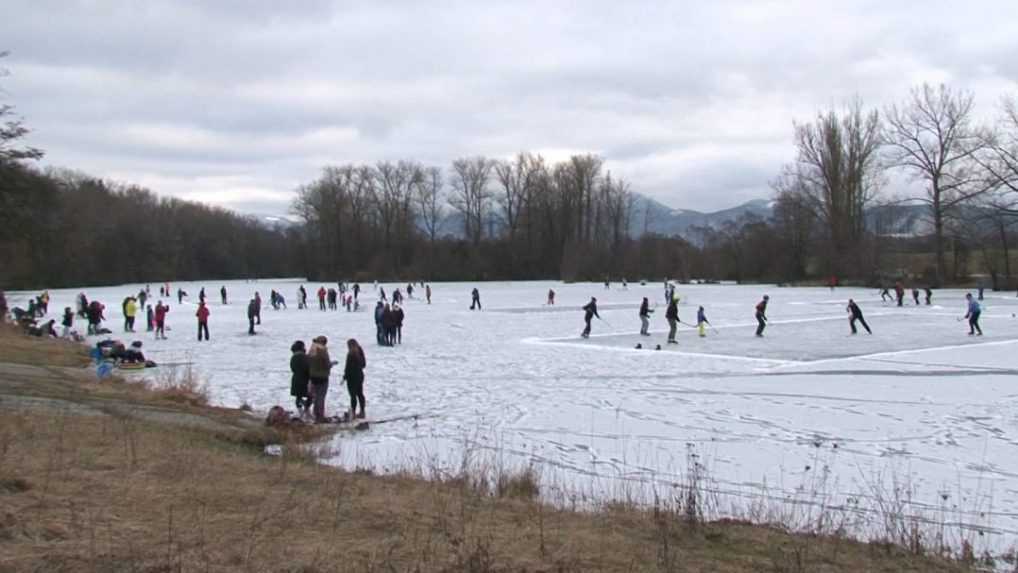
[525,311,1018,367]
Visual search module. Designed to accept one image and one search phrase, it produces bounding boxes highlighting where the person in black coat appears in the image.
[247,297,258,335]
[290,340,311,414]
[665,298,679,344]
[343,338,367,419]
[847,299,872,334]
[382,304,397,346]
[393,303,405,344]
[581,297,599,338]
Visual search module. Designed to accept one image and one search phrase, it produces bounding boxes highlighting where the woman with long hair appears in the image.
[343,338,367,419]
[307,335,334,422]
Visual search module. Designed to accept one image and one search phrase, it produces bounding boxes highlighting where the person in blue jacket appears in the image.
[964,293,982,336]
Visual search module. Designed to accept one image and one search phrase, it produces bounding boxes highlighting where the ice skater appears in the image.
[665,297,679,344]
[894,282,904,307]
[220,285,228,305]
[912,288,920,306]
[470,288,481,310]
[847,299,871,334]
[755,295,769,337]
[547,289,556,305]
[581,297,600,338]
[696,306,709,337]
[880,287,892,303]
[964,293,982,336]
[639,297,653,336]
[924,287,932,306]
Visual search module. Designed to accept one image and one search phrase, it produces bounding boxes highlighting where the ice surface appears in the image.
[10,280,1018,550]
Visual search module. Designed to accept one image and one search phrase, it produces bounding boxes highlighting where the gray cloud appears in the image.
[3,0,1018,215]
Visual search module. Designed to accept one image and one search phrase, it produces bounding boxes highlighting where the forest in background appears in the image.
[4,47,1018,290]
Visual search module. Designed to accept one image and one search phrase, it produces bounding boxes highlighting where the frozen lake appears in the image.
[9,279,1018,551]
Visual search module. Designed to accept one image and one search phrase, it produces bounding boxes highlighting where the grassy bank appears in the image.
[0,327,972,572]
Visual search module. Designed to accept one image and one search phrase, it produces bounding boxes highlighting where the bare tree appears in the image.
[884,84,991,283]
[449,156,493,246]
[415,166,444,243]
[494,152,541,241]
[0,52,43,164]
[373,160,421,251]
[787,99,882,272]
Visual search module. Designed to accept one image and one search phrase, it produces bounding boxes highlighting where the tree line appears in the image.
[4,46,1018,289]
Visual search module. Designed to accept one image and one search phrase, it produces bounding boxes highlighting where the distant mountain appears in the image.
[628,195,774,238]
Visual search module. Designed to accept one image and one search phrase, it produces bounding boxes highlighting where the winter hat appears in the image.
[291,340,306,352]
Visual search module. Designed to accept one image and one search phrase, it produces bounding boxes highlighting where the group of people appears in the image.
[879,282,934,307]
[583,288,986,343]
[373,301,405,346]
[289,336,367,422]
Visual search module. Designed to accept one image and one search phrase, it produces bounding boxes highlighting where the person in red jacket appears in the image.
[155,301,169,340]
[317,286,327,311]
[196,302,210,341]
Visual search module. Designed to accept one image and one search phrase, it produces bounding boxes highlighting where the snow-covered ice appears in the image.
[10,280,1018,550]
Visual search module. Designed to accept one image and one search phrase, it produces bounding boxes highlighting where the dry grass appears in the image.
[0,325,976,572]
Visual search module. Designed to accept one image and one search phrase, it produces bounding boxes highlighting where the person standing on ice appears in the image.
[145,304,154,332]
[426,284,432,304]
[154,301,169,339]
[847,299,871,334]
[470,288,481,310]
[254,292,262,324]
[755,295,769,337]
[374,301,385,345]
[394,303,405,344]
[177,288,187,305]
[696,306,709,337]
[220,286,227,305]
[894,281,905,307]
[195,301,210,341]
[879,286,892,303]
[307,336,335,423]
[343,338,367,420]
[912,288,921,306]
[407,283,414,299]
[581,297,600,338]
[925,287,933,306]
[964,293,983,336]
[547,289,556,305]
[246,297,259,335]
[199,287,206,304]
[138,289,147,313]
[124,297,138,332]
[665,297,679,344]
[353,283,360,301]
[289,340,311,416]
[639,297,653,336]
[317,286,327,311]
[298,285,307,309]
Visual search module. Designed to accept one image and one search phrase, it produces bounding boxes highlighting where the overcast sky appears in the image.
[3,1,1017,216]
